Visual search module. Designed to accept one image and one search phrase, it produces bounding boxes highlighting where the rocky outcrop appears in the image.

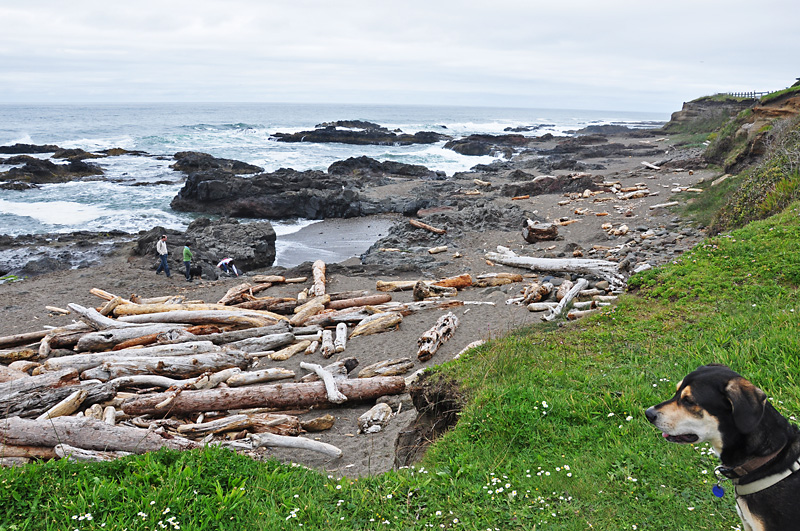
[171,151,263,175]
[444,134,532,157]
[0,143,59,154]
[133,218,277,277]
[328,156,445,180]
[0,158,103,184]
[272,121,449,146]
[500,173,601,198]
[660,97,755,135]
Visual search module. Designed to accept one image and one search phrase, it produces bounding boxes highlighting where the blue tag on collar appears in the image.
[712,484,725,498]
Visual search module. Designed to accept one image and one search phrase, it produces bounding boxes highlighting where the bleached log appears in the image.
[0,456,30,467]
[453,339,486,360]
[593,295,619,303]
[413,281,457,301]
[270,341,312,362]
[641,161,661,170]
[44,341,220,373]
[225,368,295,387]
[376,279,419,292]
[0,416,198,453]
[0,444,57,460]
[522,281,553,304]
[417,312,459,362]
[358,403,393,434]
[304,307,374,328]
[300,358,359,382]
[428,245,448,254]
[55,444,132,462]
[76,324,188,352]
[89,288,134,304]
[107,374,209,390]
[301,414,335,432]
[233,297,299,313]
[567,308,602,320]
[201,322,292,345]
[122,376,406,417]
[99,296,125,317]
[409,219,446,235]
[571,300,597,310]
[217,282,271,305]
[320,330,335,358]
[226,332,295,354]
[45,305,71,315]
[350,312,403,338]
[289,301,326,326]
[103,406,117,425]
[177,413,301,437]
[0,365,29,382]
[251,274,286,283]
[543,278,590,322]
[0,347,39,364]
[650,201,679,210]
[310,260,327,297]
[0,330,49,349]
[8,360,38,374]
[68,303,144,330]
[35,389,88,421]
[304,340,319,355]
[118,310,280,328]
[527,301,559,312]
[300,362,347,404]
[327,293,392,310]
[232,432,342,459]
[334,323,347,352]
[556,280,574,301]
[374,300,465,314]
[115,303,285,321]
[81,351,251,382]
[357,358,415,378]
[486,247,625,289]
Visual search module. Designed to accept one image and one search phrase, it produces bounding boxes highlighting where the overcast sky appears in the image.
[1,1,797,112]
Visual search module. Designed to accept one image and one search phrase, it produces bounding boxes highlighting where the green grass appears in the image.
[3,207,800,530]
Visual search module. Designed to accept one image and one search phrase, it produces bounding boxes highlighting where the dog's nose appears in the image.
[645,407,658,423]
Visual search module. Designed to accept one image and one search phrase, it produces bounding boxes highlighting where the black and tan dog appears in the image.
[646,364,800,531]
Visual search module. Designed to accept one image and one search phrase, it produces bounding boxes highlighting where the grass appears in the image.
[3,206,800,530]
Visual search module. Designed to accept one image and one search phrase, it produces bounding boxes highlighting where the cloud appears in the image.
[0,0,797,111]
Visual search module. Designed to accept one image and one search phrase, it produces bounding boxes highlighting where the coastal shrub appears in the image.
[710,116,800,232]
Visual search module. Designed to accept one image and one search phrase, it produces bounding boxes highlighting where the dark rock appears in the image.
[500,173,600,198]
[52,148,102,161]
[0,158,103,184]
[134,218,276,275]
[328,156,442,179]
[272,122,449,146]
[171,151,263,174]
[0,143,59,154]
[444,134,528,157]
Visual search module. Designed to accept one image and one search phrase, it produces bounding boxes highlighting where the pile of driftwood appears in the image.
[0,257,619,467]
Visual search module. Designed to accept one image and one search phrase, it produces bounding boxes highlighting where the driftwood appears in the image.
[226,332,295,353]
[0,348,39,364]
[228,432,342,459]
[0,330,49,349]
[1,371,115,420]
[357,358,415,378]
[36,389,88,421]
[409,219,446,235]
[302,414,336,432]
[310,260,327,297]
[304,307,374,327]
[0,416,198,453]
[121,376,406,416]
[327,293,392,310]
[177,412,301,437]
[350,312,403,338]
[68,303,145,330]
[0,443,57,460]
[527,301,559,312]
[320,330,335,358]
[43,341,221,374]
[413,281,457,301]
[300,358,359,382]
[75,324,188,352]
[202,322,291,345]
[289,301,326,326]
[300,362,347,404]
[81,351,251,382]
[233,297,299,312]
[486,247,625,289]
[334,323,347,353]
[269,341,312,362]
[114,303,285,321]
[417,312,459,362]
[0,364,29,382]
[543,278,590,322]
[217,283,272,305]
[55,444,132,463]
[118,310,279,328]
[225,368,295,387]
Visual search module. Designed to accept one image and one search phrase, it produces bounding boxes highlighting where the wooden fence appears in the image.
[728,91,770,99]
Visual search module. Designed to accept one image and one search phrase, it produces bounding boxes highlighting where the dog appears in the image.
[188,264,203,280]
[646,364,800,531]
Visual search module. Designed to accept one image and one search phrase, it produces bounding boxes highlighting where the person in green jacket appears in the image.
[183,245,194,282]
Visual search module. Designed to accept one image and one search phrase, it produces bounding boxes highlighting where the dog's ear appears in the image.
[725,377,767,433]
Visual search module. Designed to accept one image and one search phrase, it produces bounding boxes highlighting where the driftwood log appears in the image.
[310,260,326,296]
[80,351,251,381]
[485,247,626,289]
[417,312,459,362]
[117,310,279,327]
[350,312,403,338]
[0,416,198,453]
[409,219,446,235]
[121,376,406,416]
[543,278,590,322]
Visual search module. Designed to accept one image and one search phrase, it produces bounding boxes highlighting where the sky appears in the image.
[0,1,797,113]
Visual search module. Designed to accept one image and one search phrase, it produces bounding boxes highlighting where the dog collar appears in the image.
[734,456,800,496]
[718,445,785,479]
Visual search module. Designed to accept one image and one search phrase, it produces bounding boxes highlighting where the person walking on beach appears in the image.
[155,235,171,277]
[183,244,194,282]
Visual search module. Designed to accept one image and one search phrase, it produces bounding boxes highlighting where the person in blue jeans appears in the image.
[155,235,171,277]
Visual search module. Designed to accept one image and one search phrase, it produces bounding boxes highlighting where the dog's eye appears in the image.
[681,396,696,406]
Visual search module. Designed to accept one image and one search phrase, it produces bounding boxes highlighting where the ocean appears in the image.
[0,102,667,265]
